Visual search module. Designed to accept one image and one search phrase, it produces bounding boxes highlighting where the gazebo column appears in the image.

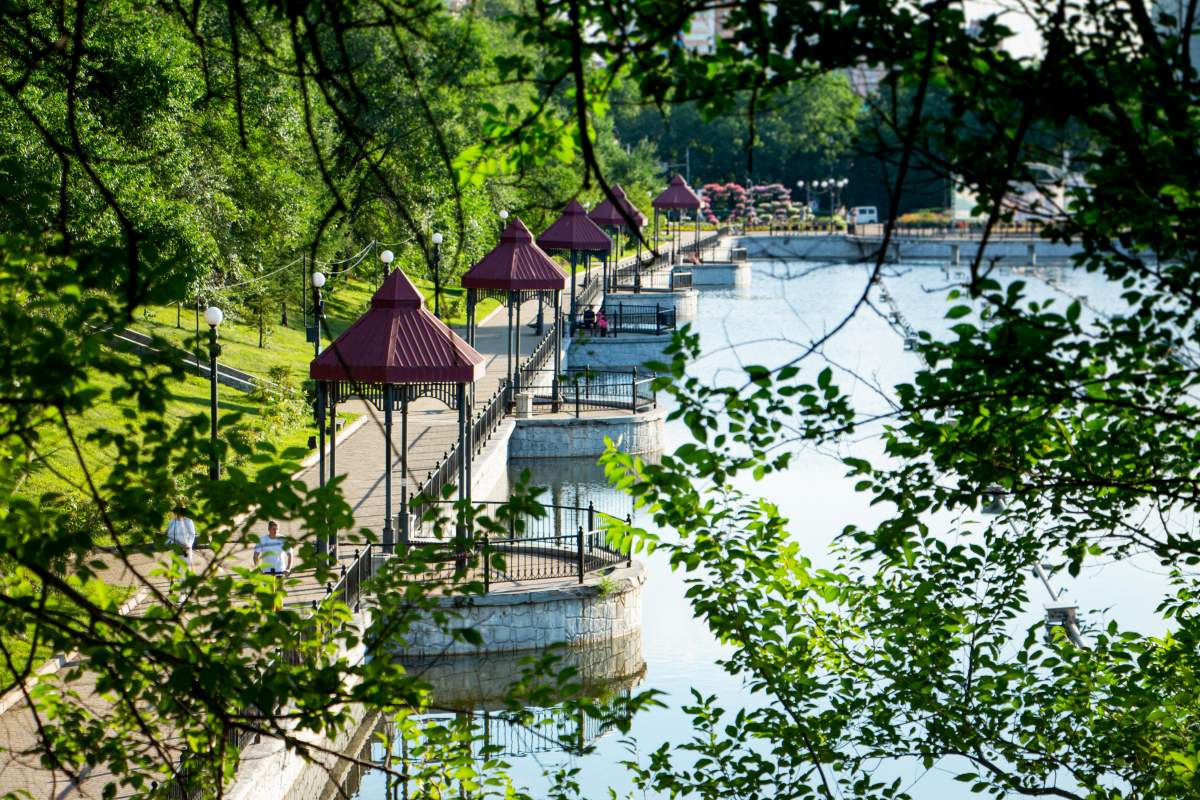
[457,384,467,504]
[536,290,544,336]
[455,383,467,544]
[569,250,578,334]
[553,289,562,413]
[400,392,409,547]
[329,387,338,557]
[506,292,515,392]
[383,384,394,553]
[514,296,522,392]
[695,211,701,260]
[317,381,328,556]
[465,395,473,504]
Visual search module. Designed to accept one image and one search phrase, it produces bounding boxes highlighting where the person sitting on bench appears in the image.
[582,306,596,331]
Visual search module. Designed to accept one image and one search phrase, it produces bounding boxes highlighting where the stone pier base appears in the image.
[395,562,645,658]
[509,407,664,458]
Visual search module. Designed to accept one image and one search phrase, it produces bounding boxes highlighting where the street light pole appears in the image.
[311,270,326,359]
[380,248,394,284]
[499,209,509,238]
[434,233,443,316]
[205,305,224,480]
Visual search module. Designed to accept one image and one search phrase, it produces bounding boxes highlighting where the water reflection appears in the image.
[312,633,644,800]
[326,260,1162,799]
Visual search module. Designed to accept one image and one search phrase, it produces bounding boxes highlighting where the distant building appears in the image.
[680,7,736,53]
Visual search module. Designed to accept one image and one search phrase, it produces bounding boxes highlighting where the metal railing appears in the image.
[574,303,676,336]
[849,221,1044,238]
[521,366,656,415]
[410,501,632,590]
[670,269,692,290]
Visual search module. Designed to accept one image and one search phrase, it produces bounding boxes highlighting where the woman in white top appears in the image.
[166,505,197,568]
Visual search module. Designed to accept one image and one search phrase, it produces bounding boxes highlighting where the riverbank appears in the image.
[736,232,1084,264]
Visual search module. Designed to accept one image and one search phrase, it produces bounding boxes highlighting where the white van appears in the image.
[850,206,879,225]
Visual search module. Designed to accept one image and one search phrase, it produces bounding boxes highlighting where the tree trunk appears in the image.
[259,306,265,348]
[280,300,287,327]
[176,301,181,329]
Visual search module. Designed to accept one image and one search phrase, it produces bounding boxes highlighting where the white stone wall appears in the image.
[567,334,673,370]
[735,234,1084,263]
[397,563,645,658]
[471,418,515,499]
[402,632,645,707]
[688,261,752,286]
[509,407,664,458]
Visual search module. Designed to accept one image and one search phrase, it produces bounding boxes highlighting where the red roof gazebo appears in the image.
[652,175,704,262]
[589,185,648,293]
[462,219,566,406]
[311,268,485,551]
[538,199,612,333]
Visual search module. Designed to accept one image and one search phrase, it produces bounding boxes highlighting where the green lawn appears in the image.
[21,358,330,500]
[133,274,501,382]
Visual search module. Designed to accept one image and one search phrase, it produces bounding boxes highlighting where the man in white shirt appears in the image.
[166,506,197,569]
[253,521,292,576]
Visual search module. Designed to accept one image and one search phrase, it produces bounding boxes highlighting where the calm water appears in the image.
[332,260,1173,799]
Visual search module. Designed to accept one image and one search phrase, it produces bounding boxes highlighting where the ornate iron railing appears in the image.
[520,366,655,415]
[574,303,676,336]
[410,500,632,590]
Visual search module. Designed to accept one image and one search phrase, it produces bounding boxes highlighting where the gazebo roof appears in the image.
[310,269,485,384]
[652,174,703,210]
[461,219,568,290]
[537,199,612,253]
[589,185,646,229]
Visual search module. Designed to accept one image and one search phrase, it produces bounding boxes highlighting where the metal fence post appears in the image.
[626,513,633,567]
[576,526,585,583]
[483,534,490,593]
[631,366,638,413]
[575,377,580,418]
[588,500,595,533]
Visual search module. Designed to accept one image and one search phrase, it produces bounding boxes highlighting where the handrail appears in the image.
[412,500,633,589]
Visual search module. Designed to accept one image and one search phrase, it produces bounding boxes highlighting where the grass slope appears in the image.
[133,274,500,382]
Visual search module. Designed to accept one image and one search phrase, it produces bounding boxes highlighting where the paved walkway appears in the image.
[0,231,709,799]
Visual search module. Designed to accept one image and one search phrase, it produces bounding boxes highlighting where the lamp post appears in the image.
[380,248,394,284]
[498,209,509,238]
[205,305,223,480]
[311,271,326,359]
[432,232,444,315]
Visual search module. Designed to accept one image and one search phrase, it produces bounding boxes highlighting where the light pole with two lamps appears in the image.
[205,305,224,480]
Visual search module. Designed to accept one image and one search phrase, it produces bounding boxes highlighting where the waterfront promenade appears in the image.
[0,229,708,799]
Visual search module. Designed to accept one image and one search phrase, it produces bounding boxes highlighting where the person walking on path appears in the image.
[253,521,292,577]
[596,309,609,337]
[165,505,196,569]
